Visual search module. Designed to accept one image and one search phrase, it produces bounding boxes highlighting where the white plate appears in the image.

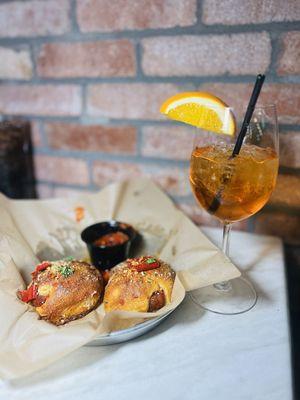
[86,310,174,346]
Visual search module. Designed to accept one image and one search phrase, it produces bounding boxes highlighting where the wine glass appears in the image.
[189,104,279,314]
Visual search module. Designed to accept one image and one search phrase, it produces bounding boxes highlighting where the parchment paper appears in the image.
[0,178,240,380]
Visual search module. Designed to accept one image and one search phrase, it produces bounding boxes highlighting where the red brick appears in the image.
[277,32,300,75]
[280,132,300,168]
[77,0,196,32]
[142,33,271,76]
[0,85,81,116]
[93,160,142,186]
[142,125,194,160]
[35,155,89,185]
[199,83,300,124]
[270,174,300,209]
[254,212,300,245]
[31,120,42,148]
[202,0,300,25]
[92,160,189,196]
[178,202,248,231]
[45,122,137,155]
[0,47,32,80]
[87,83,181,120]
[37,40,135,78]
[0,0,70,38]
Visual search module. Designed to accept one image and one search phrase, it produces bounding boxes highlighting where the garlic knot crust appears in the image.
[104,256,176,312]
[18,259,103,325]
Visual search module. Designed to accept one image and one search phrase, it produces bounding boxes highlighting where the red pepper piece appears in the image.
[18,285,37,303]
[31,261,51,277]
[134,260,160,272]
[35,261,51,272]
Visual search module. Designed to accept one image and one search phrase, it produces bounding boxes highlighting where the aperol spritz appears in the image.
[190,144,279,223]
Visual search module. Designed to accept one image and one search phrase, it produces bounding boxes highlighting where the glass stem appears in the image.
[214,223,233,292]
[222,222,232,257]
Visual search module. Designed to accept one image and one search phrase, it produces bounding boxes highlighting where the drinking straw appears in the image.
[208,74,265,213]
[231,74,265,157]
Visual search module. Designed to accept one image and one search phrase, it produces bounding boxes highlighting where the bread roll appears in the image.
[104,256,175,312]
[18,259,103,325]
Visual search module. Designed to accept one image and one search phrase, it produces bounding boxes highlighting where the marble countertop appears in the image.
[0,227,292,400]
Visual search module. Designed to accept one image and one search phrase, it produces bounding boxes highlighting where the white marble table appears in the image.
[0,228,292,400]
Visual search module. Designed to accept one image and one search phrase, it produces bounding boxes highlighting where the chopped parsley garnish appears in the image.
[146,257,157,264]
[58,264,74,278]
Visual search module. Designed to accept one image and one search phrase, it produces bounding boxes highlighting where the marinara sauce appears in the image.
[93,231,129,247]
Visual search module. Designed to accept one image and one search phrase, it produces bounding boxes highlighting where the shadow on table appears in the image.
[240,242,277,274]
[231,242,276,304]
[203,227,276,304]
[134,295,205,343]
[240,272,271,305]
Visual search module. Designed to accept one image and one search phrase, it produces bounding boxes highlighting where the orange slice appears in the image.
[160,92,236,136]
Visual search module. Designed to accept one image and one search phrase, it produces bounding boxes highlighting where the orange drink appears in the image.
[190,144,279,222]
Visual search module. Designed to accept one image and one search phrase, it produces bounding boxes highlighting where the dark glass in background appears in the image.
[285,245,300,399]
[0,119,36,199]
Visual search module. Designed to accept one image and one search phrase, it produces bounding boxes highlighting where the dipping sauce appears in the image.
[93,231,129,247]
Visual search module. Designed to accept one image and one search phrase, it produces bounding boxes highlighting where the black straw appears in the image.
[231,74,265,157]
[208,74,265,213]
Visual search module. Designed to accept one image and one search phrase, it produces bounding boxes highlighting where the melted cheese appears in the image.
[37,284,53,296]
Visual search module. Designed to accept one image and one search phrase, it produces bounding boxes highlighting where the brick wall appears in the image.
[0,0,299,244]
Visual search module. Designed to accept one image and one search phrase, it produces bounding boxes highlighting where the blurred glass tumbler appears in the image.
[0,119,36,199]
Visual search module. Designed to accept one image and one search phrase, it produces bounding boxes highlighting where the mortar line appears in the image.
[2,114,300,131]
[1,73,299,85]
[70,0,80,33]
[135,40,144,79]
[268,30,282,77]
[36,119,48,149]
[33,146,191,167]
[0,20,300,46]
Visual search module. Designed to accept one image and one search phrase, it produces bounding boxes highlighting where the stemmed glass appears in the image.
[189,104,279,314]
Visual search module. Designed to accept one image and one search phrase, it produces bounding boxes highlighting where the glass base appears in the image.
[189,277,258,315]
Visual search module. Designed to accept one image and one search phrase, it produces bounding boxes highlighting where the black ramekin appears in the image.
[81,221,137,271]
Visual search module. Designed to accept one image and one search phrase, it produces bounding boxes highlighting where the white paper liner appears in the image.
[0,178,240,379]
